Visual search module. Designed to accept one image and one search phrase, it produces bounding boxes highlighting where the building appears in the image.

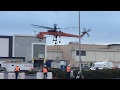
[13,35,47,67]
[0,35,47,67]
[47,42,120,67]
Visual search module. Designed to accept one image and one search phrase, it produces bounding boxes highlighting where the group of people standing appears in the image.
[14,63,71,79]
[41,64,71,79]
[14,64,49,79]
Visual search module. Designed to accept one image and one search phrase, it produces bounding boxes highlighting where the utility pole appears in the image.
[76,11,84,79]
[78,11,82,73]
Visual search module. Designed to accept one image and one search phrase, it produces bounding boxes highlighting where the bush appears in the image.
[73,69,79,78]
[25,71,37,75]
[48,68,61,77]
[73,69,120,79]
[56,71,67,79]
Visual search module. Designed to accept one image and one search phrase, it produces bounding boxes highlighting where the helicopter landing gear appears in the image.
[59,36,61,43]
[55,41,57,44]
[59,41,61,43]
[39,39,41,41]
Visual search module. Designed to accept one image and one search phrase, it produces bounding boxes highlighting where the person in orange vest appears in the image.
[14,65,20,79]
[42,65,48,79]
[66,64,71,79]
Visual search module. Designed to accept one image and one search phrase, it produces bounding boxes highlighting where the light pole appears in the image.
[78,11,81,73]
[78,11,84,79]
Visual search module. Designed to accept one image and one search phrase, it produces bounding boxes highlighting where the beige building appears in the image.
[47,42,120,67]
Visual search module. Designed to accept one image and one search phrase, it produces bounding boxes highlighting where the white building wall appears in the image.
[96,51,106,61]
[47,52,53,60]
[72,51,75,60]
[86,51,96,62]
[105,51,114,61]
[75,56,79,61]
[0,38,9,57]
[74,50,120,63]
[88,51,120,63]
[114,52,120,62]
[75,56,86,62]
[81,56,86,62]
[0,36,13,57]
[113,52,120,66]
[73,50,95,62]
[47,51,62,60]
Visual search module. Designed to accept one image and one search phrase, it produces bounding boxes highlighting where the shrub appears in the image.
[48,68,61,77]
[25,71,37,75]
[73,69,120,79]
[56,71,67,79]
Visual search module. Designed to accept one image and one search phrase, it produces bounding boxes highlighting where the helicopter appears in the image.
[31,24,91,44]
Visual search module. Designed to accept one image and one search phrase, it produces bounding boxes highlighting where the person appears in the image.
[14,65,20,79]
[66,64,71,79]
[42,65,48,79]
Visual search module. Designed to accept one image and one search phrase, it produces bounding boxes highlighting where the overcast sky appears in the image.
[0,11,120,45]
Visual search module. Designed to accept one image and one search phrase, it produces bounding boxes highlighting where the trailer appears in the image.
[1,62,33,72]
[89,61,114,70]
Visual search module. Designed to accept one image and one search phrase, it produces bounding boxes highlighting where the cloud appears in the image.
[1,11,120,45]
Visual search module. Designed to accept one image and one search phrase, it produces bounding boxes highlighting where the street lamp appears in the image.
[78,11,81,73]
[78,11,84,79]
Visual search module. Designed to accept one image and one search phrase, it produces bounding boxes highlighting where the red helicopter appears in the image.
[31,24,91,44]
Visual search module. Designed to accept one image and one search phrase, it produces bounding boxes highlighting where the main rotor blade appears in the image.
[31,24,53,29]
[83,27,86,31]
[53,27,62,29]
[62,27,78,29]
[87,33,90,37]
[87,29,91,32]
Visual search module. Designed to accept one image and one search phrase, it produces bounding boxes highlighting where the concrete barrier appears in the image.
[18,73,25,79]
[8,73,25,79]
[47,72,52,79]
[36,72,43,79]
[8,73,15,79]
[36,72,52,79]
[0,73,4,79]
